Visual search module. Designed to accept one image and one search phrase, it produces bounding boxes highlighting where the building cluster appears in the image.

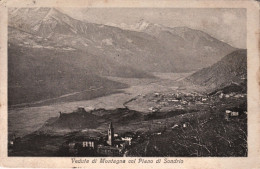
[67,122,134,156]
[148,92,209,112]
[218,92,246,99]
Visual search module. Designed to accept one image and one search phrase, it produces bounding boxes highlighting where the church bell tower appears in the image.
[107,122,114,146]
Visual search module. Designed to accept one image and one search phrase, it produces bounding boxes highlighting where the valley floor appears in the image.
[8,72,247,157]
[8,72,192,137]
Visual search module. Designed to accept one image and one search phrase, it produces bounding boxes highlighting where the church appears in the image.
[67,121,126,156]
[107,122,114,146]
[97,122,125,156]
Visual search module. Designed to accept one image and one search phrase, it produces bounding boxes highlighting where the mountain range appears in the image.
[9,8,235,72]
[8,8,240,106]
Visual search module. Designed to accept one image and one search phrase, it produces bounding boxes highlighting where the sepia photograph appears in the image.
[6,7,249,157]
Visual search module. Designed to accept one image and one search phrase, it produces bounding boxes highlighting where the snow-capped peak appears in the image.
[105,20,154,32]
[134,20,151,31]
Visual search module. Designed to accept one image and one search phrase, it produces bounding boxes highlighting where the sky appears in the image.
[59,8,246,49]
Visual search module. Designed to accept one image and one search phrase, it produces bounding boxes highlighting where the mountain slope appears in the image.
[8,8,235,72]
[9,26,154,78]
[140,23,236,70]
[185,49,247,90]
[8,42,128,106]
[107,21,236,71]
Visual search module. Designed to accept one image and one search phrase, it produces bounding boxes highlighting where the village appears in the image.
[8,87,247,157]
[144,90,246,113]
[64,88,247,156]
[56,119,205,157]
[64,122,137,156]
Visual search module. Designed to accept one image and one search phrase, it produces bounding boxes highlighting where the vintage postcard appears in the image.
[0,0,259,168]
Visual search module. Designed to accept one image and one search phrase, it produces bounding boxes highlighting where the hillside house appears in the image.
[8,135,15,148]
[170,99,179,102]
[149,107,159,112]
[171,124,179,130]
[68,143,77,154]
[97,145,123,156]
[154,93,160,97]
[114,140,126,148]
[181,101,188,105]
[183,123,187,128]
[219,93,224,99]
[121,136,132,145]
[83,140,95,149]
[230,111,239,116]
[8,134,20,150]
[225,110,240,121]
[225,94,230,98]
[202,98,207,102]
[68,138,97,155]
[234,94,245,98]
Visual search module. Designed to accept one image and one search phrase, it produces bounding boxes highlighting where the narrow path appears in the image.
[144,140,150,156]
